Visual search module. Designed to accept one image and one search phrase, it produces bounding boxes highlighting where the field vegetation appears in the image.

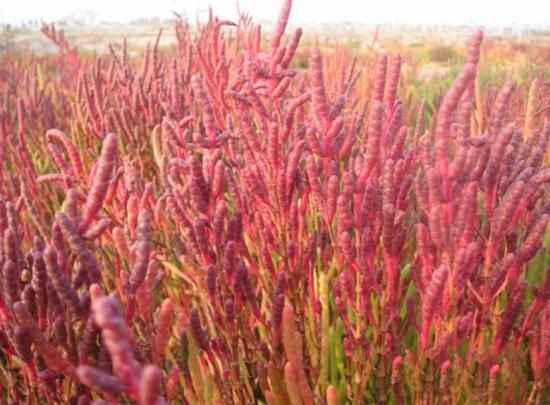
[0,0,549,403]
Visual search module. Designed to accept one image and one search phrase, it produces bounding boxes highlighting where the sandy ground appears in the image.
[4,20,550,53]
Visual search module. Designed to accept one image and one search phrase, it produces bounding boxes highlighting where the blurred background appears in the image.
[2,0,550,87]
[2,0,550,27]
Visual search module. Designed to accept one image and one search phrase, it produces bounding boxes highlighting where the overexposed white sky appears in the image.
[2,0,550,27]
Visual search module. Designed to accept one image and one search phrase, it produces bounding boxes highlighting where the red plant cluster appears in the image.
[0,0,549,403]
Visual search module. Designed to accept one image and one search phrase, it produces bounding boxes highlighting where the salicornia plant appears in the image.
[0,1,549,403]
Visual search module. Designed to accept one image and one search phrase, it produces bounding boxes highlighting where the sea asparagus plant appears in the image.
[0,0,549,403]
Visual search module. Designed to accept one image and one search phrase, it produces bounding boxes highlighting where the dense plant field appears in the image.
[0,0,549,403]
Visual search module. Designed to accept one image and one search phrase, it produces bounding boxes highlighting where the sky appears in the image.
[1,0,550,28]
